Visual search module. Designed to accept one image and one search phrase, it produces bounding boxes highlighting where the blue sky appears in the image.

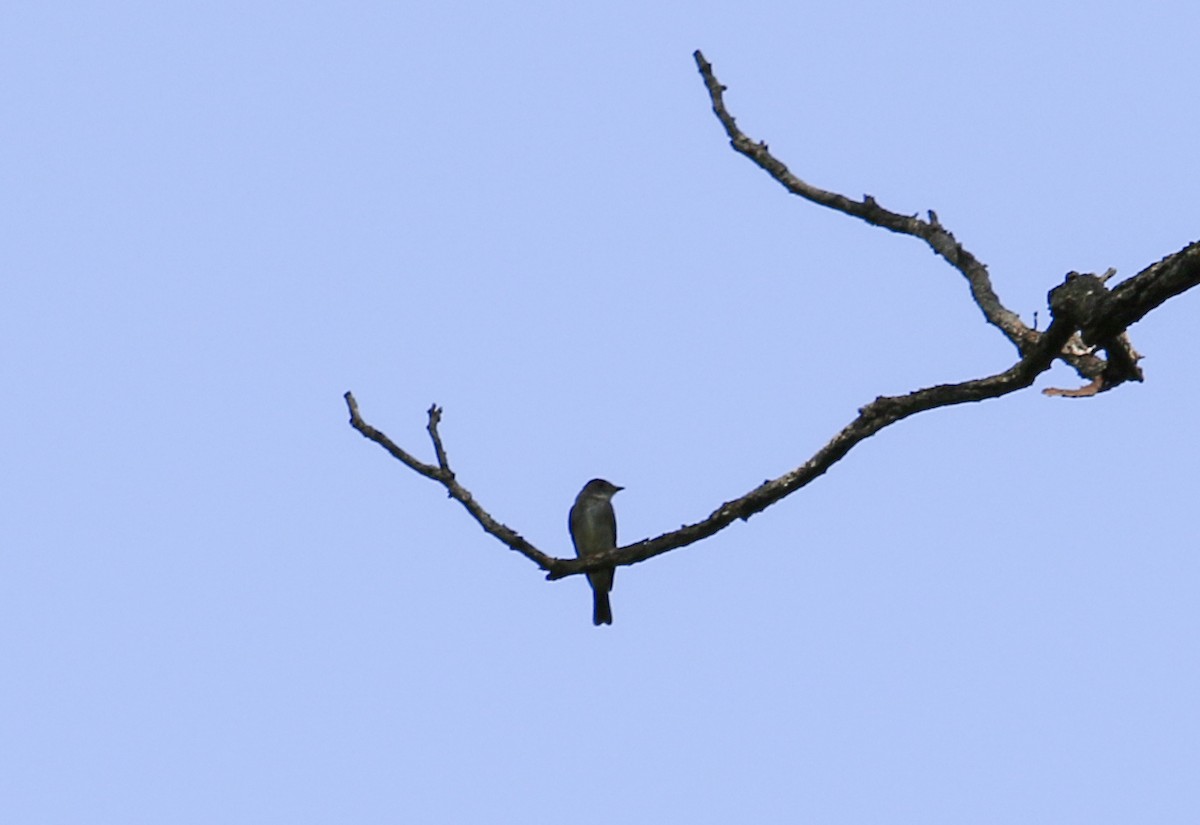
[4,2,1199,822]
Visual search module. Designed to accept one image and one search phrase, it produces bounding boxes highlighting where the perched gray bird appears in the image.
[568,478,623,626]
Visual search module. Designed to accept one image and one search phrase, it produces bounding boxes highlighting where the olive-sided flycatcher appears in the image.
[569,478,623,626]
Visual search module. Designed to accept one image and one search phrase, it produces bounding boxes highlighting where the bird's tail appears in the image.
[592,590,612,626]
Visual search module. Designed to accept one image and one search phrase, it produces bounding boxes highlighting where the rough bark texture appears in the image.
[345,51,1200,584]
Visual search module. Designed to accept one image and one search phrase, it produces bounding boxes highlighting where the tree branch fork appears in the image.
[345,51,1200,583]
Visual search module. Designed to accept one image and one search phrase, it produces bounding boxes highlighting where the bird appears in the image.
[568,478,623,626]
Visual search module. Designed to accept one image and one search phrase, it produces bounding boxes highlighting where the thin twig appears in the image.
[347,234,1199,581]
[346,312,1072,581]
[345,55,1200,584]
[693,49,1030,350]
[344,392,557,571]
[427,404,451,471]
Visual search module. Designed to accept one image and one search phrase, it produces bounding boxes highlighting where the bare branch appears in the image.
[1037,242,1200,396]
[692,49,1030,351]
[1043,376,1105,398]
[347,296,1069,582]
[344,391,440,478]
[1100,240,1200,338]
[346,235,1198,581]
[345,54,1200,591]
[344,392,558,571]
[690,49,1143,390]
[426,404,451,471]
[547,315,1074,579]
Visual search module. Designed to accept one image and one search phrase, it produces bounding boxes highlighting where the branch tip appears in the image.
[693,52,1036,358]
[344,58,1200,594]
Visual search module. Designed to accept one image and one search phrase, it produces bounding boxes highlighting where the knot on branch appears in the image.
[859,395,903,421]
[1045,271,1144,395]
[1048,271,1114,346]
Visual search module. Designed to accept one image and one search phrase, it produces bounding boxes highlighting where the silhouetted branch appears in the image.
[693,50,1029,349]
[1102,243,1200,337]
[693,49,1132,388]
[345,52,1200,586]
[344,392,556,570]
